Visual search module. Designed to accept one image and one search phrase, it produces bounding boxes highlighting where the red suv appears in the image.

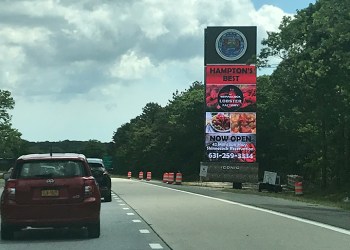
[0,153,101,240]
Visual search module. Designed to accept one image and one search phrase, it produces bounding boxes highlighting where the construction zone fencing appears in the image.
[126,171,183,185]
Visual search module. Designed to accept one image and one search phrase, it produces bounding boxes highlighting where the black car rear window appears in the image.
[16,160,86,179]
[88,163,104,169]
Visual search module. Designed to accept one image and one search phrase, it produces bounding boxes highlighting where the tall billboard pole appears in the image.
[202,26,258,185]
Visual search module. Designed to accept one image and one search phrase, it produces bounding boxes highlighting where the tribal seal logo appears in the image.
[215,29,247,61]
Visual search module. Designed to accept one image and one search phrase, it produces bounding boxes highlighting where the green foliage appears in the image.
[0,90,14,124]
[111,82,204,179]
[81,139,107,158]
[0,90,23,159]
[258,0,350,188]
[23,140,110,156]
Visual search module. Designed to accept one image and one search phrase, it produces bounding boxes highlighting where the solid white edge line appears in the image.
[123,179,350,236]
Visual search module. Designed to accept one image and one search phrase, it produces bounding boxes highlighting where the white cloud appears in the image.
[109,51,154,80]
[0,45,26,88]
[252,5,290,32]
[62,4,116,41]
[0,26,52,45]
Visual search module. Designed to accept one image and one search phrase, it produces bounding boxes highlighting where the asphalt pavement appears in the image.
[114,178,350,250]
[1,178,350,249]
[148,179,350,231]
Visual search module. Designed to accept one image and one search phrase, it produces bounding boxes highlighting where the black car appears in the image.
[87,158,112,202]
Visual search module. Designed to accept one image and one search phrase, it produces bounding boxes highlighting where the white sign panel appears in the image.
[263,171,277,185]
[199,165,208,177]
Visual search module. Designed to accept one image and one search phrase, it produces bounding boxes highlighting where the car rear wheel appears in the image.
[1,223,14,240]
[87,221,100,238]
[104,190,112,202]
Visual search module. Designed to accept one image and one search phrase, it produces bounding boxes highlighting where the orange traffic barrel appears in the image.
[168,172,174,184]
[295,182,303,195]
[127,171,132,179]
[146,171,152,181]
[163,173,168,183]
[138,171,143,180]
[175,172,182,185]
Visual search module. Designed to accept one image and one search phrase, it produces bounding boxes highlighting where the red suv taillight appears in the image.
[5,180,17,201]
[84,179,96,198]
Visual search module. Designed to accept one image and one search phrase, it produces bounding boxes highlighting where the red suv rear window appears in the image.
[16,160,87,179]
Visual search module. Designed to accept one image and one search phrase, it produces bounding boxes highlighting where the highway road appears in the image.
[150,180,350,231]
[114,178,350,250]
[1,178,350,250]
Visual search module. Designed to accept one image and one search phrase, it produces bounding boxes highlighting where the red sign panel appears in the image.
[206,84,256,112]
[206,65,256,84]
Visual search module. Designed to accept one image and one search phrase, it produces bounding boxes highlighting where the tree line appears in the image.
[1,0,349,188]
[0,136,112,171]
[257,0,350,188]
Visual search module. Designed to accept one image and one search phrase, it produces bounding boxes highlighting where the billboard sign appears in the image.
[206,84,256,112]
[203,26,258,183]
[200,162,258,183]
[205,26,257,65]
[205,65,256,84]
[205,112,256,162]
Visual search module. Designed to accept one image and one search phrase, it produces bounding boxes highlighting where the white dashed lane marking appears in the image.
[112,191,167,249]
[149,243,163,249]
[139,229,150,234]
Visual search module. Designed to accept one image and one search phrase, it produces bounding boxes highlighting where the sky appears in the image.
[0,0,316,143]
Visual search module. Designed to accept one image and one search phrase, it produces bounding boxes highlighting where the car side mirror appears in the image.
[3,172,11,181]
